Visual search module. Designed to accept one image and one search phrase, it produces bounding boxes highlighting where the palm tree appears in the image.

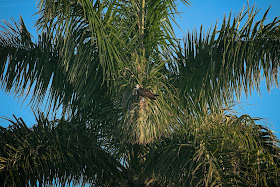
[0,0,279,186]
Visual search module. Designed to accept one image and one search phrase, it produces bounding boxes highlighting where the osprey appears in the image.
[135,84,159,100]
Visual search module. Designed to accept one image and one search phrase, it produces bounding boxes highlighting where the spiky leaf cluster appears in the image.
[0,0,280,186]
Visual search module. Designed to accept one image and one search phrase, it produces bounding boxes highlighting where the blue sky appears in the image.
[0,0,279,135]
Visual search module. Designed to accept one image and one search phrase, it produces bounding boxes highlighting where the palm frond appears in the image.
[145,111,280,186]
[172,6,280,112]
[0,113,124,186]
[0,17,81,112]
[36,0,128,86]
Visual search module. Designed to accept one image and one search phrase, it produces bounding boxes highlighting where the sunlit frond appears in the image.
[145,111,280,186]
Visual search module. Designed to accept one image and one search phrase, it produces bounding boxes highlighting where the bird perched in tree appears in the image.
[135,84,159,100]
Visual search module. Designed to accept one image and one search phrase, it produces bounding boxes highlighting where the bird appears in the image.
[135,84,159,100]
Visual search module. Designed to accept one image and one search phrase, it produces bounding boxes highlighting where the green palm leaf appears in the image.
[0,113,124,186]
[172,6,280,113]
[145,111,280,186]
[0,1,280,186]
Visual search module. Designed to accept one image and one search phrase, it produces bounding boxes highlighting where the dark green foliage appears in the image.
[0,0,280,186]
[0,114,123,186]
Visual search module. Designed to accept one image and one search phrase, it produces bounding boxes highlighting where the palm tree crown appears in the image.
[0,0,280,186]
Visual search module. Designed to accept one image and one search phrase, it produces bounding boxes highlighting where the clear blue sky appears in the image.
[0,0,279,136]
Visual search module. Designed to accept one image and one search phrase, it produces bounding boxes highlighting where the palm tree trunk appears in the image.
[138,0,146,82]
[139,0,145,53]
